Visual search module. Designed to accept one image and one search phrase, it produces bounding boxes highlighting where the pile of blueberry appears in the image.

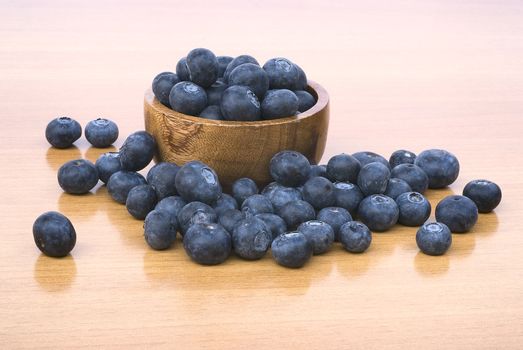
[151,48,316,121]
[35,120,502,268]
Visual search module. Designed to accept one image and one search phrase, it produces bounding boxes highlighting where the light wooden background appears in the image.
[1,1,522,349]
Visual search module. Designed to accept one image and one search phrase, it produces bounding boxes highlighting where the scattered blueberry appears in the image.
[263,58,300,90]
[223,55,259,83]
[352,151,390,169]
[279,200,316,230]
[212,193,239,216]
[271,232,312,268]
[261,89,299,119]
[357,162,390,196]
[255,213,287,240]
[186,48,218,88]
[229,63,269,99]
[358,194,399,232]
[326,153,361,183]
[232,217,272,260]
[266,186,303,213]
[119,131,156,171]
[232,177,259,206]
[169,81,208,116]
[155,196,187,218]
[146,162,180,200]
[416,222,452,256]
[389,149,416,168]
[184,223,232,265]
[84,118,119,148]
[383,178,412,200]
[216,55,233,78]
[175,161,222,205]
[241,194,274,216]
[297,220,334,255]
[95,152,122,184]
[316,207,352,241]
[58,159,99,194]
[463,179,502,213]
[176,56,190,81]
[415,149,460,189]
[220,85,261,121]
[339,221,372,253]
[395,192,431,227]
[218,209,244,235]
[309,164,327,178]
[45,117,82,149]
[33,211,76,257]
[126,184,158,220]
[333,182,364,216]
[435,195,478,233]
[152,72,180,107]
[144,209,178,250]
[261,181,282,197]
[177,201,217,236]
[294,90,316,112]
[107,170,147,204]
[390,164,429,194]
[302,176,336,210]
[269,150,311,187]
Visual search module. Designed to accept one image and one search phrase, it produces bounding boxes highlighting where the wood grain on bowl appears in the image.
[144,81,329,188]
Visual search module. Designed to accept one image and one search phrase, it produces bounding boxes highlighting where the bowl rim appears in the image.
[144,80,329,127]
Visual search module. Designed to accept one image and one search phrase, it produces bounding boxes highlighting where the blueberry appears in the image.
[395,192,431,227]
[294,90,315,112]
[352,151,390,169]
[84,118,119,148]
[357,162,391,196]
[358,194,399,232]
[279,200,316,230]
[293,64,308,91]
[463,179,502,213]
[255,213,287,240]
[169,81,208,116]
[107,170,147,204]
[416,222,452,256]
[154,195,186,218]
[263,58,300,90]
[223,55,259,83]
[146,162,180,200]
[232,217,271,260]
[175,161,222,204]
[309,164,327,178]
[220,85,261,121]
[58,159,99,194]
[415,149,460,189]
[119,131,156,171]
[297,220,334,255]
[126,184,158,220]
[152,72,180,107]
[176,56,190,81]
[216,56,233,78]
[435,195,478,233]
[316,207,352,241]
[339,221,372,253]
[45,117,82,149]
[390,164,429,194]
[269,150,311,187]
[218,209,244,235]
[232,177,259,206]
[177,201,217,236]
[389,149,416,168]
[33,211,76,257]
[241,194,274,216]
[326,153,361,183]
[261,89,298,120]
[185,48,218,88]
[205,80,228,106]
[267,186,303,213]
[184,223,232,265]
[95,152,122,184]
[384,178,412,200]
[271,232,312,268]
[198,105,223,120]
[212,193,239,216]
[261,181,282,197]
[144,209,178,250]
[333,182,364,216]
[302,176,336,210]
[229,63,269,99]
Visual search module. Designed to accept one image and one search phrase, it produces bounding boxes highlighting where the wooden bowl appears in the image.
[144,80,329,189]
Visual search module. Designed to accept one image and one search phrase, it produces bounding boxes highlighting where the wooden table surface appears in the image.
[1,1,522,349]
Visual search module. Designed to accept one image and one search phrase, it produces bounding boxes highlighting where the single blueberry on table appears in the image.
[33,211,76,257]
[266,186,303,213]
[416,222,452,256]
[152,71,180,107]
[119,131,156,171]
[107,170,147,204]
[126,184,158,220]
[384,178,412,200]
[229,63,269,99]
[45,117,82,149]
[326,153,361,183]
[463,179,502,213]
[297,220,334,255]
[175,160,222,205]
[216,55,233,78]
[294,90,316,113]
[389,149,416,169]
[334,182,364,217]
[414,149,460,189]
[309,164,327,178]
[261,89,299,120]
[339,221,372,253]
[146,162,180,200]
[271,232,313,268]
[255,213,287,240]
[279,200,316,230]
[302,176,336,210]
[176,56,190,81]
[316,207,352,241]
[269,150,311,187]
[212,193,239,216]
[186,48,219,88]
[232,177,259,206]
[358,194,399,232]
[293,64,308,91]
[177,201,217,236]
[199,105,223,120]
[205,80,228,106]
[241,194,274,216]
[95,152,122,184]
[220,85,261,121]
[232,217,272,260]
[395,192,431,227]
[223,55,259,83]
[184,223,232,265]
[435,195,478,233]
[58,159,99,194]
[352,151,390,170]
[218,209,244,235]
[84,118,119,148]
[357,162,391,196]
[263,58,300,90]
[169,81,208,116]
[390,163,429,194]
[144,209,178,250]
[155,195,186,218]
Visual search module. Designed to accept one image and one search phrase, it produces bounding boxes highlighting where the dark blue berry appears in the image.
[232,217,271,260]
[255,213,287,240]
[463,179,502,213]
[184,223,232,265]
[154,196,186,218]
[416,222,452,256]
[119,131,156,171]
[396,192,431,227]
[316,207,352,241]
[220,85,261,121]
[435,195,478,233]
[232,178,259,206]
[177,201,217,236]
[384,178,412,200]
[107,171,147,204]
[218,209,244,235]
[297,220,334,255]
[152,72,180,107]
[295,90,316,112]
[175,161,222,205]
[223,55,259,83]
[279,200,316,230]
[271,232,312,268]
[339,221,372,253]
[205,80,228,106]
[333,182,364,216]
[95,152,122,184]
[415,149,460,189]
[33,211,76,257]
[169,81,208,116]
[352,151,390,169]
[84,118,119,148]
[146,162,180,200]
[269,150,311,187]
[266,186,302,213]
[199,105,223,120]
[126,184,158,220]
[58,159,98,194]
[216,56,233,78]
[326,153,361,183]
[212,193,239,216]
[45,117,82,149]
[186,48,218,88]
[302,176,336,210]
[261,89,298,119]
[241,194,274,216]
[309,164,327,178]
[293,64,308,90]
[261,181,282,197]
[390,164,429,194]
[144,209,178,250]
[263,58,300,90]
[229,63,269,99]
[358,194,399,232]
[389,149,416,168]
[357,162,390,196]
[176,57,190,81]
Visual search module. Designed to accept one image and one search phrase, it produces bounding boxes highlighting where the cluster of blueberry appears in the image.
[152,48,316,121]
[45,116,119,149]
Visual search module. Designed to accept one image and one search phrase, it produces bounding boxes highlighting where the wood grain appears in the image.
[144,81,329,188]
[1,1,523,349]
